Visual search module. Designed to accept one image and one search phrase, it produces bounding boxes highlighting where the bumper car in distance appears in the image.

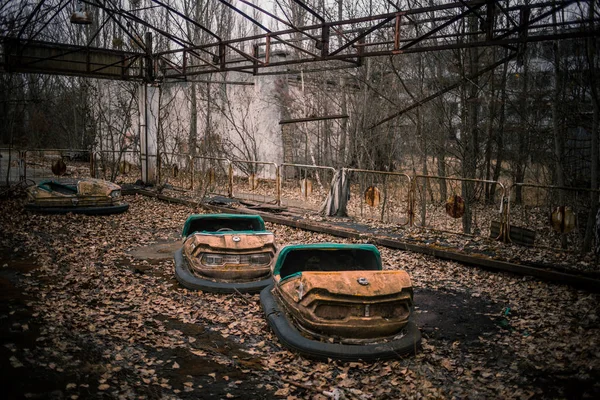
[175,214,276,293]
[25,178,128,215]
[261,243,421,361]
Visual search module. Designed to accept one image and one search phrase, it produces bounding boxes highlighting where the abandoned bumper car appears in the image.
[261,244,421,361]
[175,214,276,293]
[25,178,128,215]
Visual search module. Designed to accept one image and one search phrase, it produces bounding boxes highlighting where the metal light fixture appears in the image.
[70,0,92,25]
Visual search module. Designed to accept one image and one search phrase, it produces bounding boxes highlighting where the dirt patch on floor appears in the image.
[414,287,501,344]
[127,240,182,261]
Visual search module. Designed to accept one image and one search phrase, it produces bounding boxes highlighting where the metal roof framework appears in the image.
[1,0,598,131]
[1,0,597,83]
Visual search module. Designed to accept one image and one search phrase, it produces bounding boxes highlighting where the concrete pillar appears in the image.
[139,83,159,184]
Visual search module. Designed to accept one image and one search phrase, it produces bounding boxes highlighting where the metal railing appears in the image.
[231,160,280,205]
[158,152,193,190]
[280,163,335,211]
[191,156,233,198]
[0,148,26,185]
[4,145,598,254]
[507,183,599,252]
[94,150,141,183]
[13,149,93,183]
[411,175,506,239]
[345,168,412,225]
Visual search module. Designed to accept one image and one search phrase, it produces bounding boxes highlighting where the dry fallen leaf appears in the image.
[10,356,23,368]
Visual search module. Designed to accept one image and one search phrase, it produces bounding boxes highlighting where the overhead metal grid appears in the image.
[1,0,596,82]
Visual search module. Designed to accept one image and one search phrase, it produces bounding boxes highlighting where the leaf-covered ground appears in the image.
[1,195,599,399]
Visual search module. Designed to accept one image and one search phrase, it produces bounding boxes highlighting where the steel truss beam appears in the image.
[151,0,596,80]
[0,0,596,82]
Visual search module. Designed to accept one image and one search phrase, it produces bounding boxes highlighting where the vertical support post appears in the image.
[90,152,96,178]
[517,6,530,66]
[276,164,281,206]
[19,150,26,182]
[485,0,495,41]
[409,177,416,226]
[335,168,346,217]
[252,44,259,75]
[219,42,226,70]
[394,14,401,51]
[320,25,330,57]
[265,34,270,64]
[144,32,154,82]
[228,162,233,198]
[189,155,194,191]
[138,84,159,185]
[139,32,158,185]
[356,32,365,66]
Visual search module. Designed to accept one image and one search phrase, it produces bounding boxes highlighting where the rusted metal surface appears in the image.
[70,10,92,25]
[4,1,594,84]
[509,183,600,252]
[280,164,335,210]
[26,178,124,207]
[346,168,412,225]
[445,194,465,219]
[364,186,381,208]
[3,39,143,80]
[490,221,536,247]
[51,159,67,176]
[183,232,275,282]
[77,179,122,197]
[231,160,279,205]
[551,206,576,234]
[279,115,349,125]
[274,270,413,339]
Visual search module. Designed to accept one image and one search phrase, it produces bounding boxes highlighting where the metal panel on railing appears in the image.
[94,150,141,183]
[0,148,26,185]
[280,164,335,211]
[231,160,279,205]
[412,175,506,238]
[22,149,93,182]
[345,169,412,225]
[158,153,192,190]
[191,156,233,198]
[508,183,599,253]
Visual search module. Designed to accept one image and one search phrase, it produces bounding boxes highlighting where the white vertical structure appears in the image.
[139,84,159,184]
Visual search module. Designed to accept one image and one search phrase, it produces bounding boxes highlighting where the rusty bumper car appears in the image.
[25,178,128,215]
[261,243,420,361]
[175,214,276,293]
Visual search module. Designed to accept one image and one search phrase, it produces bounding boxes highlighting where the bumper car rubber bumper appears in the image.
[174,248,272,294]
[25,203,129,215]
[260,283,421,361]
